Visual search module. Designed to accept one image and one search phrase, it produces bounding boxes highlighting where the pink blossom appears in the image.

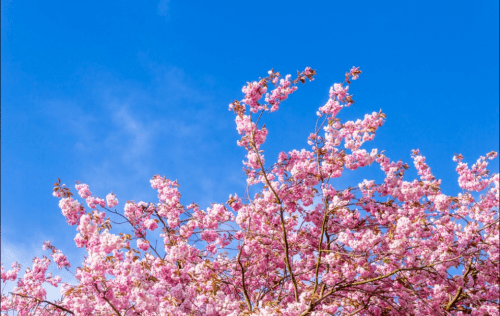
[137,239,149,251]
[144,219,158,231]
[4,67,498,316]
[75,183,92,198]
[106,192,119,208]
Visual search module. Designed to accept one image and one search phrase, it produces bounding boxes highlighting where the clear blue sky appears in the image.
[1,0,498,293]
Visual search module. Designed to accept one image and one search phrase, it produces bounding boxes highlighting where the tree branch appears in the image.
[11,292,75,315]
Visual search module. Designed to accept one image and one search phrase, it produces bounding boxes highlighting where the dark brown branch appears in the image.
[250,139,299,302]
[445,263,473,311]
[93,284,122,316]
[313,203,332,293]
[237,242,253,312]
[11,292,75,315]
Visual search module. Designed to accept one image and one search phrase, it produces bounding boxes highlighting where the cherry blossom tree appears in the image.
[2,67,498,316]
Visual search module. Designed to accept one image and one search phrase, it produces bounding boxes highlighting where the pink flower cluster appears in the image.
[58,197,85,225]
[1,262,21,283]
[2,67,498,316]
[242,80,268,113]
[264,74,298,112]
[106,192,119,208]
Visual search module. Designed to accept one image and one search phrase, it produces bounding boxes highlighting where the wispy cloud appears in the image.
[39,63,235,204]
[157,0,171,20]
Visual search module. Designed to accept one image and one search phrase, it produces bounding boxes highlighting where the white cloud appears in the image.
[40,64,217,201]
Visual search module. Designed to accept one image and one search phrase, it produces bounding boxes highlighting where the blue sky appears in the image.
[1,0,499,298]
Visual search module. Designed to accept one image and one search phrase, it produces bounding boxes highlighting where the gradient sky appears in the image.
[1,0,499,299]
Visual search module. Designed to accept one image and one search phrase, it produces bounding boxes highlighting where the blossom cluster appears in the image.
[1,67,498,316]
